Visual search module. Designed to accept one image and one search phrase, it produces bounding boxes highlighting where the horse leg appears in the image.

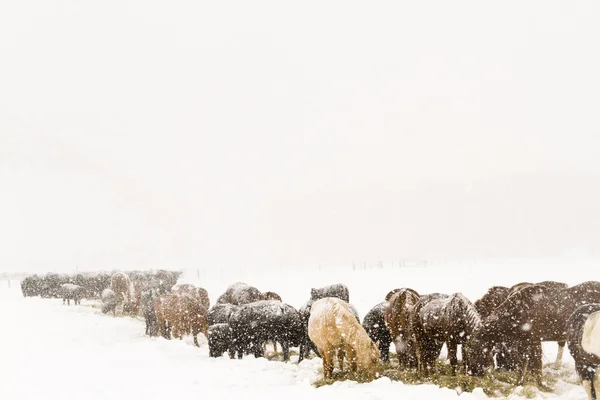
[298,342,305,363]
[583,380,595,400]
[447,340,458,375]
[380,340,390,363]
[592,368,600,400]
[554,341,565,368]
[320,347,334,380]
[347,345,358,374]
[337,347,345,373]
[531,341,548,389]
[281,341,290,361]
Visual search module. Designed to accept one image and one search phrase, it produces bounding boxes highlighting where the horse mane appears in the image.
[450,293,482,333]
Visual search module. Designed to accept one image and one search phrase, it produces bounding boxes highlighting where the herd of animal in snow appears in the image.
[21,272,600,400]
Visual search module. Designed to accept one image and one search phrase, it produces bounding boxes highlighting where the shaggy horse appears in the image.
[260,291,282,301]
[298,300,360,363]
[298,301,321,363]
[467,281,600,385]
[310,283,350,303]
[308,297,380,381]
[384,288,421,368]
[259,291,283,353]
[154,293,209,347]
[208,323,233,358]
[410,293,482,375]
[474,286,510,319]
[216,282,262,305]
[476,281,570,370]
[228,300,304,361]
[173,284,210,310]
[59,283,85,305]
[567,303,600,400]
[110,272,131,315]
[141,285,160,336]
[101,288,117,315]
[207,303,235,326]
[363,302,392,363]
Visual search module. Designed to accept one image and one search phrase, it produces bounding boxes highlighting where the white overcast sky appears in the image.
[1,1,599,273]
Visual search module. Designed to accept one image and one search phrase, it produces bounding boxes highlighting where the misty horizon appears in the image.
[1,1,599,273]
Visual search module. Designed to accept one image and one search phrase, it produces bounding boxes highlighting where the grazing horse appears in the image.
[477,281,569,370]
[410,293,482,375]
[154,293,209,347]
[474,286,517,371]
[59,283,85,305]
[363,302,392,363]
[216,282,262,305]
[474,286,510,319]
[310,284,350,303]
[308,297,380,381]
[467,281,600,385]
[259,291,283,353]
[384,288,420,368]
[173,284,211,310]
[261,291,282,301]
[110,272,131,315]
[298,301,321,363]
[567,303,600,400]
[228,300,304,361]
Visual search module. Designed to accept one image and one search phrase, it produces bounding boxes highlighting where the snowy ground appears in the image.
[1,259,594,399]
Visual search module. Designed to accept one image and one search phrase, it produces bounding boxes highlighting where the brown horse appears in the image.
[385,288,403,302]
[154,293,209,347]
[110,272,131,315]
[308,297,380,381]
[502,280,569,368]
[468,281,600,385]
[410,293,482,376]
[129,279,144,316]
[173,284,210,310]
[260,291,282,301]
[384,288,420,368]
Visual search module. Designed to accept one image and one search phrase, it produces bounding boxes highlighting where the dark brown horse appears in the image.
[410,293,482,376]
[384,288,420,368]
[260,291,282,301]
[468,281,600,385]
[477,281,569,370]
[474,286,510,319]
